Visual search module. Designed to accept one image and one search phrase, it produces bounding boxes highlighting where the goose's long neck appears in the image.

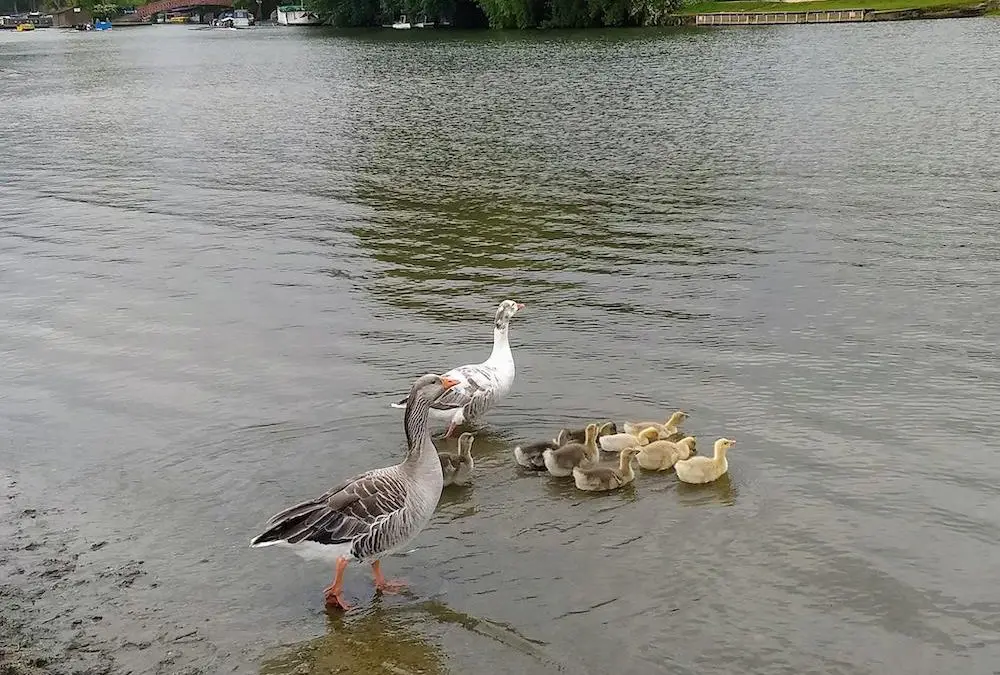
[620,455,635,482]
[487,324,511,363]
[402,394,436,470]
[712,444,728,463]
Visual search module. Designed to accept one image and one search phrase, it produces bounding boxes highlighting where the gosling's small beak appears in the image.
[440,376,460,389]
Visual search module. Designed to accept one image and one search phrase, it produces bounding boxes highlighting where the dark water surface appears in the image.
[2,19,1000,675]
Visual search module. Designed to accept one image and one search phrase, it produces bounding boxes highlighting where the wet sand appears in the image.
[1,471,558,675]
[1,472,230,675]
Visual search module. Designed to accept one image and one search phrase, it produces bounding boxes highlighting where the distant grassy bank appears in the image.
[677,0,994,13]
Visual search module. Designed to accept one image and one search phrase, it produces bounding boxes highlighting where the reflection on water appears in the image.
[260,607,447,675]
[436,483,478,516]
[260,600,557,675]
[674,473,738,507]
[348,171,737,323]
[343,36,745,324]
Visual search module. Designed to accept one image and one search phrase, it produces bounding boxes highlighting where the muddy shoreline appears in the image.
[0,472,232,675]
[0,470,557,675]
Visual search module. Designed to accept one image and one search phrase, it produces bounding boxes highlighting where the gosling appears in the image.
[674,438,735,484]
[623,410,689,439]
[439,432,475,486]
[636,435,697,472]
[572,446,643,492]
[543,423,599,477]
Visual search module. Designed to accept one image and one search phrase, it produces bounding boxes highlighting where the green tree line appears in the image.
[311,0,682,27]
[0,0,679,29]
[0,0,129,16]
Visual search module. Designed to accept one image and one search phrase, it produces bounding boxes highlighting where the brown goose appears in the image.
[249,373,460,611]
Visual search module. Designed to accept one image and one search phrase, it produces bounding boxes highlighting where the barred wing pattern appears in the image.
[251,467,416,562]
[431,363,504,423]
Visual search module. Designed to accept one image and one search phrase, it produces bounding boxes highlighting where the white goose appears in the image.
[250,373,459,611]
[391,299,524,437]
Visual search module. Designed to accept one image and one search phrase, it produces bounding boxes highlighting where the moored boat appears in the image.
[213,8,253,28]
[276,4,323,25]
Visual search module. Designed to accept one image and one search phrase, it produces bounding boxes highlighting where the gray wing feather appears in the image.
[578,466,618,481]
[515,440,557,470]
[431,363,502,413]
[263,474,358,526]
[251,469,411,553]
[461,386,498,422]
[576,466,626,490]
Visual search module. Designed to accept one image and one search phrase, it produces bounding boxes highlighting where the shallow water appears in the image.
[2,19,1000,675]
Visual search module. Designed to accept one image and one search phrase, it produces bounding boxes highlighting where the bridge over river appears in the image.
[114,0,237,22]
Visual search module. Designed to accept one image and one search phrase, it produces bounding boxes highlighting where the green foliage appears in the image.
[307,0,377,24]
[44,0,91,11]
[475,0,537,27]
[306,0,458,25]
[475,0,680,27]
[40,0,130,13]
[92,0,119,16]
[308,0,678,26]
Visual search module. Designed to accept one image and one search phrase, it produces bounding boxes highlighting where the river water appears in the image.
[2,18,1000,675]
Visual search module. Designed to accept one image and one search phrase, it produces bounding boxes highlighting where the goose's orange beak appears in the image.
[441,376,460,389]
[515,303,525,310]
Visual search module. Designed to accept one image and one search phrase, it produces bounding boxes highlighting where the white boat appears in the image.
[276,4,322,25]
[391,14,411,28]
[213,8,253,28]
[415,14,435,27]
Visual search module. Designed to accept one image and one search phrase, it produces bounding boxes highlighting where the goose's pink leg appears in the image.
[371,560,407,594]
[323,557,351,610]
